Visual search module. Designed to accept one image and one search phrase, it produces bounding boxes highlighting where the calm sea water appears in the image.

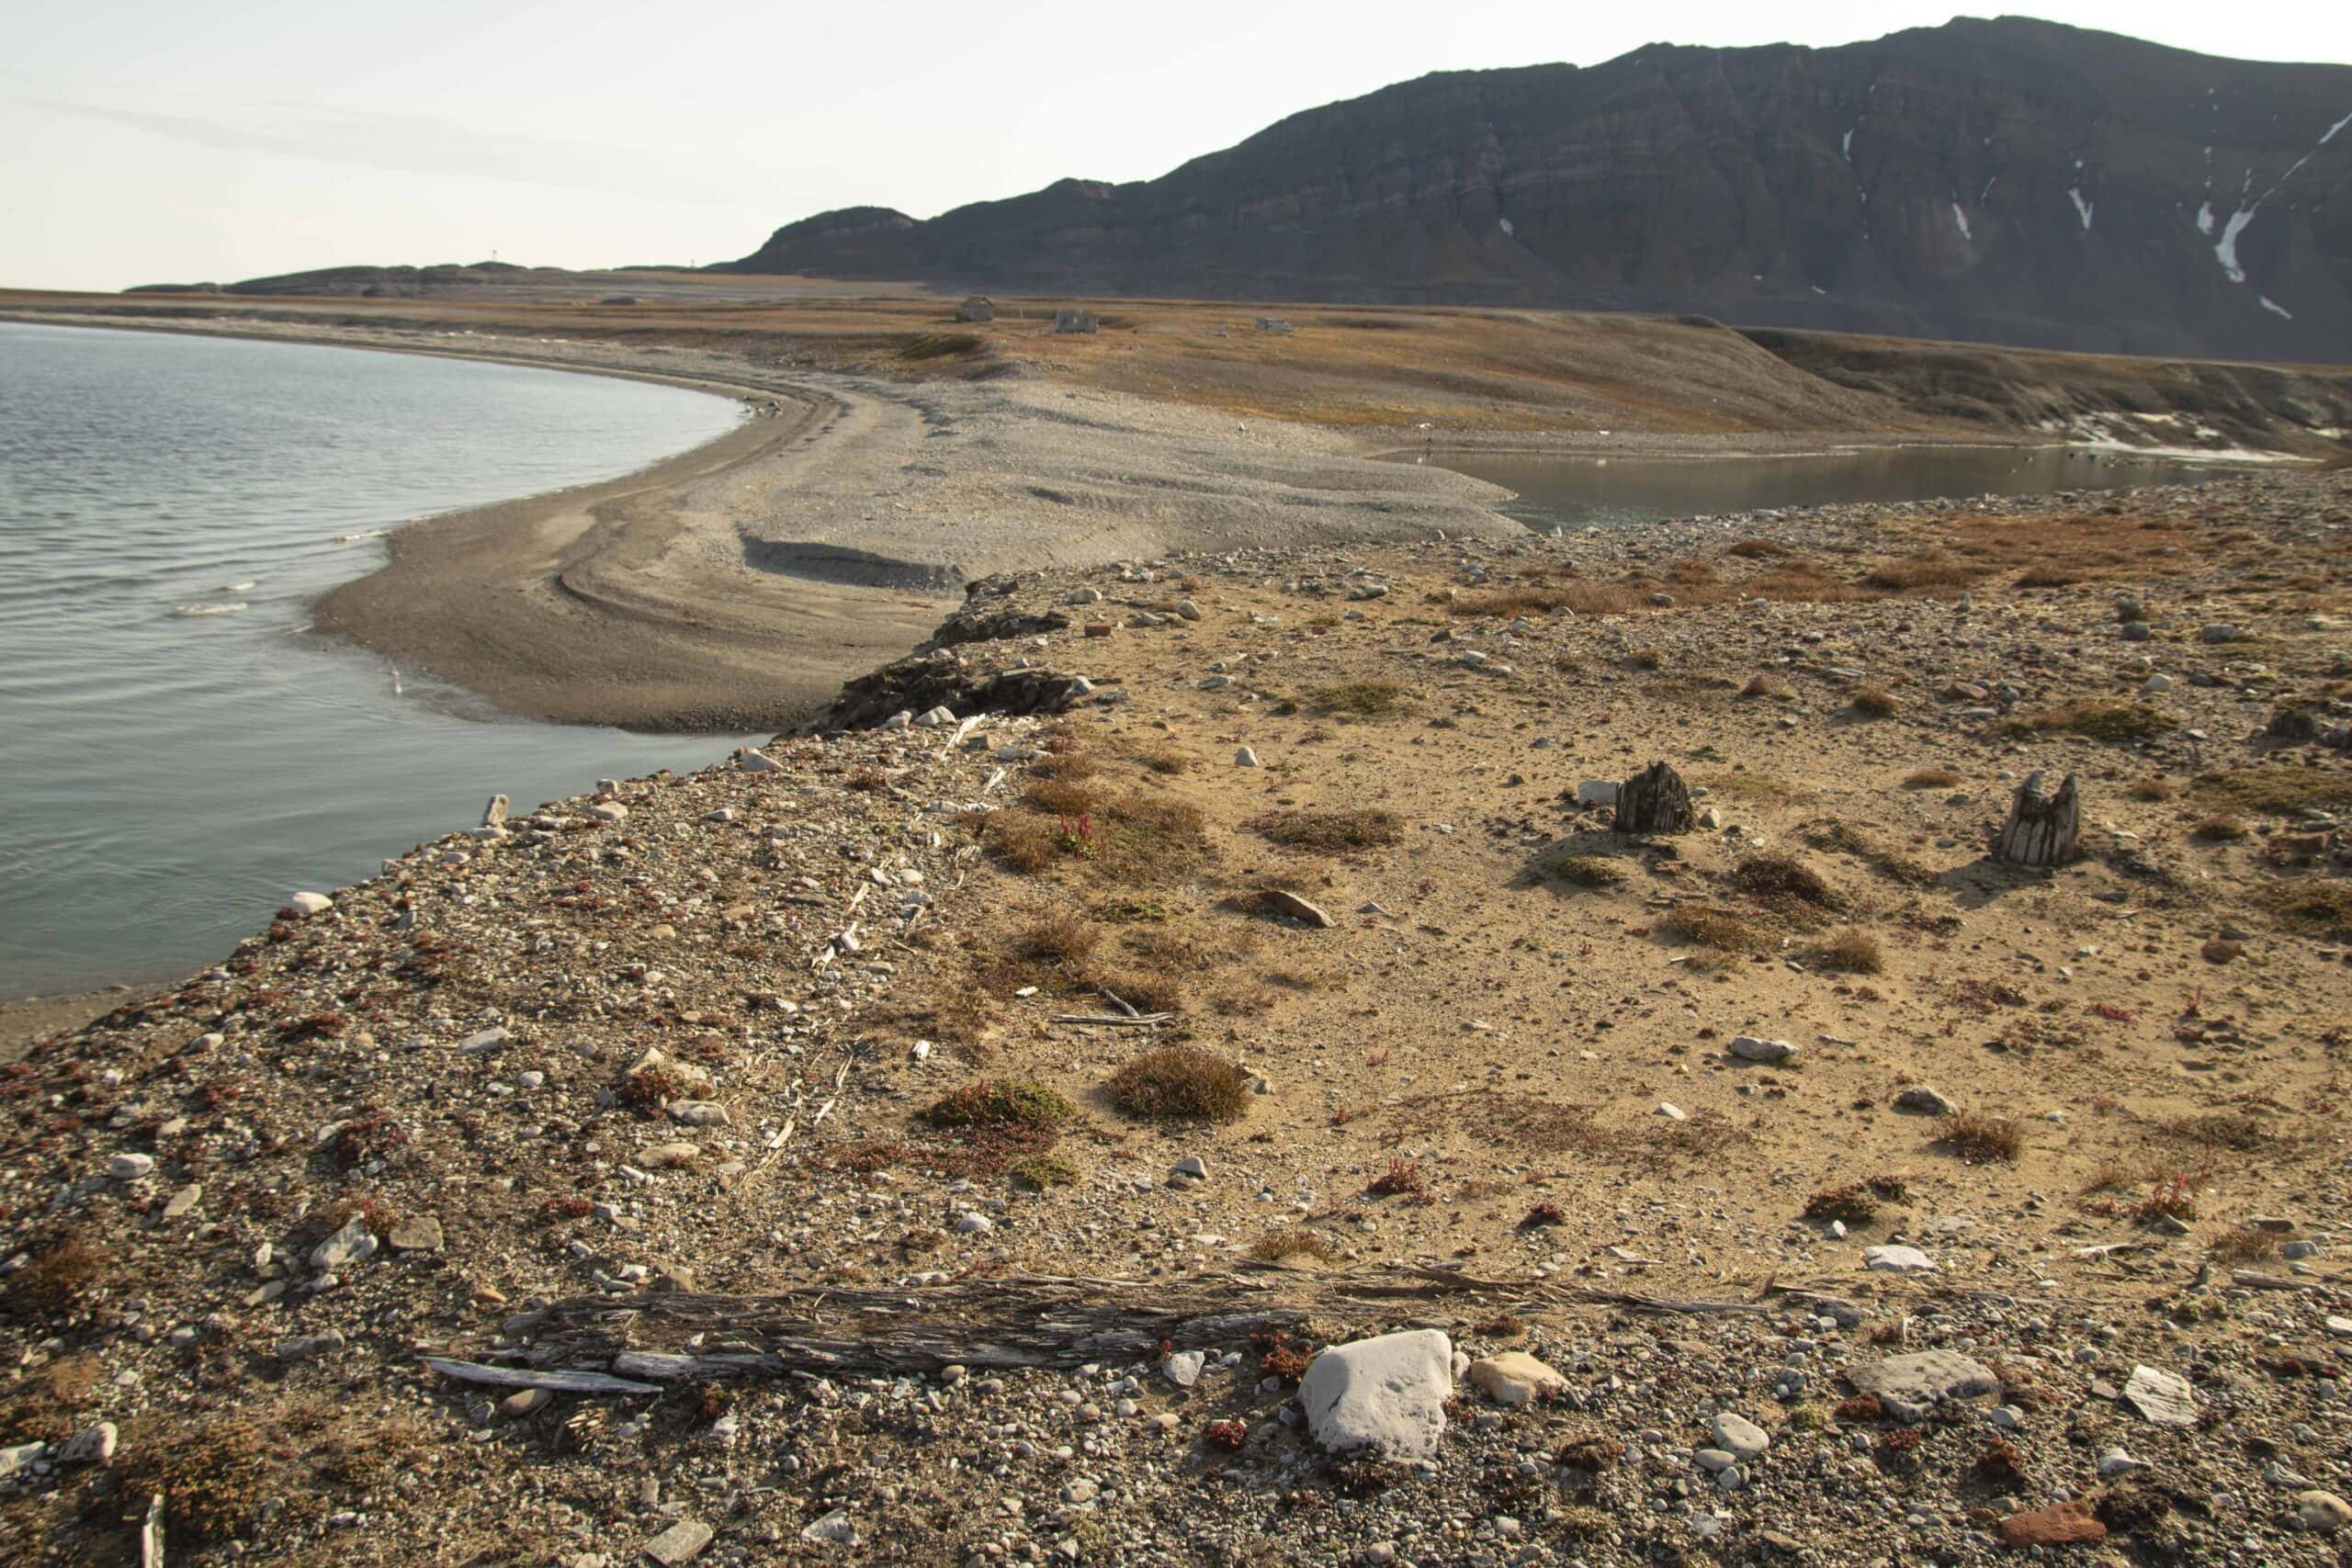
[0,321,753,1001]
[1433,445,2224,531]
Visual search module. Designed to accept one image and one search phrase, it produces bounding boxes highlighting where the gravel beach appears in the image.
[4,462,2348,1565]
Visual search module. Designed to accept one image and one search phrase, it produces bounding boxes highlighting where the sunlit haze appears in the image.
[6,1,2350,291]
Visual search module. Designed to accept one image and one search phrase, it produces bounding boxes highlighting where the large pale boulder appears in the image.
[1299,1329,1453,1461]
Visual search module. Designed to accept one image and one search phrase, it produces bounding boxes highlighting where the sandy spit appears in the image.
[8,311,1523,731]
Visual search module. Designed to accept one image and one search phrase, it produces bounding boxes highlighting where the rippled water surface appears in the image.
[0,322,751,999]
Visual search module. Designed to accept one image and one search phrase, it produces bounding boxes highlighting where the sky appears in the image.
[6,1,2350,291]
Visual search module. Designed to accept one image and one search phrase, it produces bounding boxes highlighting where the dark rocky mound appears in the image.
[722,17,2352,362]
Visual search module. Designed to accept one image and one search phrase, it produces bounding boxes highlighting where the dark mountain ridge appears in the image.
[724,17,2352,362]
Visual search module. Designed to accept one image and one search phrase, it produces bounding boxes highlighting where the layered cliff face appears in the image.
[726,18,2352,362]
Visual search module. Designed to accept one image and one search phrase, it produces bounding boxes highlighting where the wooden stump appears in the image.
[1994,771,2080,867]
[1613,761,1693,836]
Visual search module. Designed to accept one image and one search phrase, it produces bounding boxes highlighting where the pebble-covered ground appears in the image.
[3,469,2349,1567]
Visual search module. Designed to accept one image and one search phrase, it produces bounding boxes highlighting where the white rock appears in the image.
[1864,1245,1937,1275]
[588,802,628,822]
[286,891,334,916]
[914,705,956,728]
[1728,1035,1797,1065]
[952,1212,993,1235]
[57,1423,117,1465]
[1655,1102,1687,1121]
[666,1100,731,1127]
[799,1509,856,1547]
[1894,1085,1956,1115]
[1711,1412,1770,1460]
[2123,1364,2199,1427]
[737,749,783,772]
[2295,1491,2351,1534]
[1576,780,1620,807]
[108,1153,155,1181]
[311,1214,378,1272]
[1163,1349,1205,1388]
[880,710,912,730]
[1234,747,1260,767]
[1299,1329,1453,1461]
[1467,1351,1566,1407]
[643,1518,716,1562]
[2099,1448,2153,1477]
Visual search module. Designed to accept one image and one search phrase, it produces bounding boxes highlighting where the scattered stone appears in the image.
[1728,1035,1796,1065]
[2295,1492,2352,1534]
[277,1330,346,1363]
[1466,1351,1567,1407]
[57,1423,117,1465]
[1299,1329,1453,1461]
[311,1214,377,1271]
[1846,1350,1997,1421]
[1999,1502,2107,1547]
[1710,1411,1770,1461]
[1575,780,1619,807]
[1234,746,1260,767]
[286,891,334,916]
[2122,1364,2198,1427]
[387,1215,444,1252]
[2098,1447,2153,1477]
[640,1519,714,1564]
[1894,1085,1957,1115]
[502,1387,554,1417]
[1864,1245,1936,1275]
[1260,889,1334,928]
[799,1509,856,1546]
[1162,1349,1205,1389]
[107,1153,154,1180]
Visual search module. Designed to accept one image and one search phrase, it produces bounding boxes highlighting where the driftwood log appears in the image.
[1613,761,1693,835]
[1993,771,2081,867]
[445,1266,1863,1392]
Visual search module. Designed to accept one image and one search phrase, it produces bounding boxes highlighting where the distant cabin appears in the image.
[1054,309,1098,334]
[956,296,995,322]
[1253,316,1294,334]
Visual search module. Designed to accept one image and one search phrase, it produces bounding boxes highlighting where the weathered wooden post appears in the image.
[1993,770,2080,867]
[1613,761,1694,835]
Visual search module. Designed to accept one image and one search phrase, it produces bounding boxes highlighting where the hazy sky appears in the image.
[6,2,2349,291]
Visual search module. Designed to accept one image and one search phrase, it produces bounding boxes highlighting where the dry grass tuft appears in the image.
[1849,685,1899,717]
[1740,672,1788,699]
[2006,703,2175,742]
[1803,1184,1879,1224]
[1247,807,1403,852]
[2127,776,2176,802]
[1903,766,1962,789]
[1304,682,1413,719]
[1808,927,1884,974]
[2192,767,2352,816]
[1369,1159,1430,1197]
[1537,849,1630,888]
[1249,1228,1338,1264]
[1729,852,1840,911]
[1104,1046,1251,1123]
[1939,1111,2024,1165]
[1728,537,1792,558]
[1860,552,1984,594]
[1657,904,1770,955]
[2264,879,2352,942]
[922,1079,1076,1130]
[2191,814,2249,841]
